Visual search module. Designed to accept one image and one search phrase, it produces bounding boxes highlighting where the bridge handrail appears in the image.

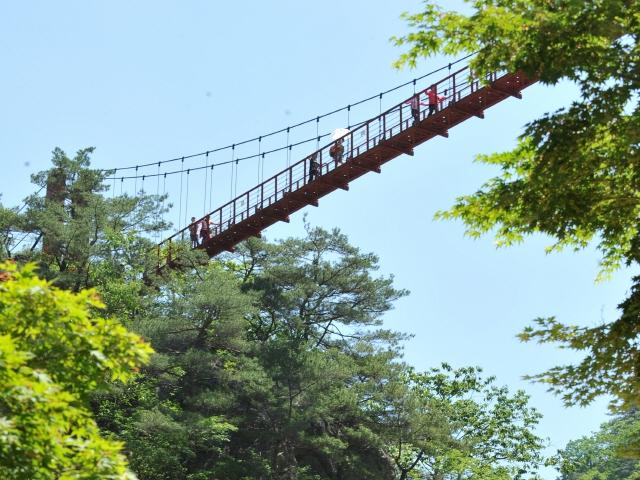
[157,65,503,258]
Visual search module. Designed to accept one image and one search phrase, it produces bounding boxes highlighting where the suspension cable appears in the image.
[209,164,214,211]
[8,232,30,254]
[156,162,161,242]
[257,137,262,184]
[204,152,209,215]
[100,53,476,174]
[105,128,343,181]
[234,159,239,199]
[379,93,383,136]
[178,158,184,232]
[286,128,290,168]
[184,169,190,229]
[103,58,480,183]
[229,145,236,199]
[162,172,167,238]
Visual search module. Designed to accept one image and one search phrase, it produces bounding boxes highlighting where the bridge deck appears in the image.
[158,66,536,264]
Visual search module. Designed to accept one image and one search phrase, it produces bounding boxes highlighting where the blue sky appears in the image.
[1,1,633,477]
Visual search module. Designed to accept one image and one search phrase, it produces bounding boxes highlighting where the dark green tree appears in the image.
[92,263,252,479]
[98,228,411,479]
[233,229,409,479]
[555,410,640,480]
[0,147,168,296]
[373,365,544,480]
[3,149,547,479]
[93,226,544,479]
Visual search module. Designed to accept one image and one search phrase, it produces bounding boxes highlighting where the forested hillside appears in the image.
[0,152,545,479]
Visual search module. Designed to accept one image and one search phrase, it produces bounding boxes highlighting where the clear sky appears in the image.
[1,2,633,477]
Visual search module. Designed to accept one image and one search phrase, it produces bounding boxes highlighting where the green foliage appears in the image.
[0,147,168,294]
[0,207,21,260]
[519,275,640,411]
[393,0,640,412]
[94,263,262,480]
[91,226,544,479]
[2,152,548,478]
[0,261,153,479]
[394,0,639,275]
[555,410,640,479]
[374,364,544,480]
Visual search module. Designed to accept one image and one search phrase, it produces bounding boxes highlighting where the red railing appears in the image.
[157,65,504,262]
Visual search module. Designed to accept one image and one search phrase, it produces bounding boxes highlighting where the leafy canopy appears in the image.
[374,364,544,480]
[555,410,640,478]
[1,153,547,478]
[94,226,545,480]
[393,0,640,411]
[0,147,168,294]
[0,261,153,479]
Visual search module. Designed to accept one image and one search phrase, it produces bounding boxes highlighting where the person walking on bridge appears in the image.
[405,93,428,125]
[199,215,211,245]
[308,152,320,182]
[329,138,345,164]
[425,86,446,116]
[189,217,199,248]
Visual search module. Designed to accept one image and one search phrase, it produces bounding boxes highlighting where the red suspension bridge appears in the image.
[5,59,535,263]
[156,65,535,265]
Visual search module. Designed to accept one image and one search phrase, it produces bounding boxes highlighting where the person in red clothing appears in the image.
[424,86,446,116]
